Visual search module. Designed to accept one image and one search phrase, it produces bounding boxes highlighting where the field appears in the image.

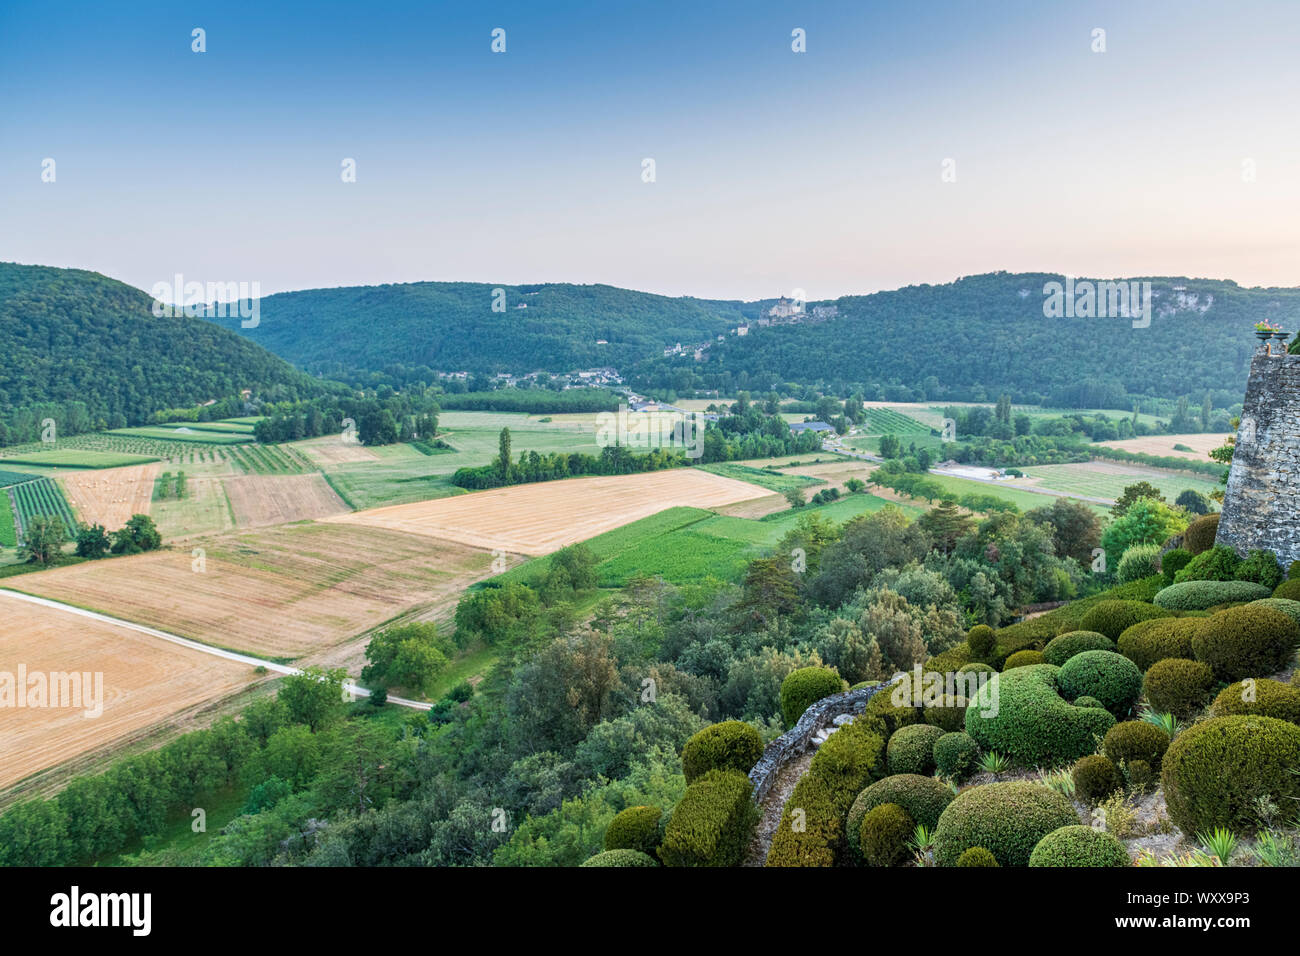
[62,464,160,530]
[1093,433,1229,461]
[296,436,380,466]
[698,461,824,494]
[0,449,158,469]
[224,473,350,527]
[327,468,773,555]
[107,426,250,445]
[0,593,258,790]
[861,407,935,434]
[1018,461,1222,503]
[7,522,500,660]
[9,477,76,537]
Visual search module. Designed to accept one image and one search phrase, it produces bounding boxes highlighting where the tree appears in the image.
[1111,482,1165,518]
[505,631,619,755]
[278,667,349,732]
[109,514,162,554]
[918,501,974,554]
[497,427,512,479]
[1025,498,1101,566]
[1175,489,1213,516]
[879,434,902,459]
[20,514,66,565]
[1100,499,1187,564]
[783,487,805,509]
[360,623,450,697]
[74,522,111,559]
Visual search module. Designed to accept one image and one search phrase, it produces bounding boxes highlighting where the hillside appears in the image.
[206,281,750,378]
[634,273,1300,406]
[0,263,325,444]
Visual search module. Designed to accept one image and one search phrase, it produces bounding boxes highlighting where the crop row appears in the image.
[11,477,76,537]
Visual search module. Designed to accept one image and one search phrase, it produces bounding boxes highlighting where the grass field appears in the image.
[107,426,249,445]
[698,461,825,493]
[0,491,15,547]
[10,477,76,536]
[1019,462,1222,502]
[0,449,158,469]
[155,420,257,435]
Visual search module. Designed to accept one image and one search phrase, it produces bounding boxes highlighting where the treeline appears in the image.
[1090,445,1225,478]
[252,391,438,445]
[452,439,686,490]
[941,435,1093,468]
[437,387,622,414]
[869,465,1021,513]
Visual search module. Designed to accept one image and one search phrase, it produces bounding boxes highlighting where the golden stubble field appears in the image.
[1093,433,1230,460]
[224,473,350,527]
[61,463,159,530]
[0,594,258,790]
[8,522,500,659]
[325,468,772,554]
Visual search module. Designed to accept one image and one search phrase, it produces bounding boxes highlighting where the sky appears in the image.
[4,0,1300,301]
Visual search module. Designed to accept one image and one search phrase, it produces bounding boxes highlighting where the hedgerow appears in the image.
[659,769,759,867]
[964,664,1115,766]
[1057,651,1144,718]
[1142,658,1215,718]
[1043,631,1115,666]
[1028,825,1130,867]
[933,781,1079,867]
[680,721,763,784]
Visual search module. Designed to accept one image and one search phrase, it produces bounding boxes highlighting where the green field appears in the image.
[155,420,257,435]
[884,471,1108,515]
[108,426,249,445]
[1020,463,1222,503]
[0,470,40,487]
[226,443,311,475]
[0,490,16,547]
[698,461,824,493]
[862,407,934,434]
[10,476,76,533]
[0,449,158,469]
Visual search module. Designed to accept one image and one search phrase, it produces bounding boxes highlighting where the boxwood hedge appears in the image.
[1080,601,1172,640]
[845,773,955,860]
[933,781,1079,867]
[1142,658,1215,718]
[1190,604,1300,682]
[780,667,845,727]
[604,805,665,857]
[1154,580,1272,611]
[660,769,759,867]
[1117,617,1200,670]
[1102,720,1170,770]
[887,723,945,776]
[964,664,1115,766]
[1210,678,1300,725]
[680,720,764,784]
[858,803,915,867]
[1028,825,1130,867]
[1057,651,1144,718]
[1043,631,1116,666]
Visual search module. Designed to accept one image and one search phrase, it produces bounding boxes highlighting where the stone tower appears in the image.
[1216,346,1300,566]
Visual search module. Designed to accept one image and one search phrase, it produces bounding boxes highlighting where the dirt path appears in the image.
[744,750,814,866]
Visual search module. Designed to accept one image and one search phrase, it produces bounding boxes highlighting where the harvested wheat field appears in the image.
[326,468,772,555]
[1093,433,1230,460]
[61,463,159,529]
[225,473,350,527]
[8,522,500,659]
[294,436,379,466]
[0,593,257,789]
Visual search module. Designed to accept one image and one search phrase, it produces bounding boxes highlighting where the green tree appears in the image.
[74,522,111,559]
[497,427,512,479]
[783,486,806,509]
[278,667,349,732]
[110,513,162,554]
[1100,499,1187,564]
[879,434,902,459]
[1112,482,1165,517]
[20,514,66,565]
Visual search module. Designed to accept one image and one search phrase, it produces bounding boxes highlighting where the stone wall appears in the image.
[747,680,893,803]
[1217,346,1300,567]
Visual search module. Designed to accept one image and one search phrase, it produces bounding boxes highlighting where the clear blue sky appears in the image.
[4,0,1300,299]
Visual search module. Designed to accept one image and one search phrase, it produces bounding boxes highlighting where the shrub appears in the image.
[1073,695,1106,709]
[921,694,968,732]
[680,721,764,784]
[659,769,759,867]
[858,803,915,867]
[1161,548,1193,584]
[933,781,1079,867]
[780,667,845,727]
[955,846,999,867]
[1102,721,1170,770]
[845,773,955,861]
[1080,601,1172,640]
[1117,618,1199,670]
[967,624,996,660]
[1044,631,1116,667]
[964,664,1115,766]
[1057,651,1144,718]
[1182,513,1220,555]
[581,849,658,867]
[887,723,945,776]
[1126,759,1157,791]
[1072,755,1123,804]
[956,662,997,679]
[1174,545,1242,583]
[1003,650,1046,669]
[1154,580,1271,611]
[604,806,665,858]
[1276,579,1300,601]
[864,690,922,736]
[1190,604,1300,682]
[1211,679,1300,725]
[1161,715,1300,835]
[1252,598,1300,628]
[934,732,981,782]
[1028,825,1130,867]
[1118,544,1163,584]
[1143,658,1214,718]
[1236,550,1284,590]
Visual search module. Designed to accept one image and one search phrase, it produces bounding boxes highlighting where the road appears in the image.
[0,588,433,711]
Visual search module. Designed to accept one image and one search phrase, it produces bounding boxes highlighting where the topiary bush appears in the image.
[604,805,665,858]
[1161,548,1193,584]
[1118,544,1163,584]
[1143,658,1214,719]
[1057,651,1144,718]
[1117,617,1200,670]
[1003,649,1046,669]
[964,664,1115,766]
[887,723,945,776]
[1211,679,1300,725]
[1028,825,1130,867]
[1275,578,1300,602]
[1044,631,1116,667]
[1236,550,1284,590]
[780,667,846,727]
[956,662,997,679]
[1080,601,1172,640]
[933,781,1079,867]
[1182,513,1220,555]
[1252,598,1300,628]
[680,720,764,784]
[1190,604,1300,682]
[863,689,922,737]
[1072,695,1107,710]
[1174,545,1242,583]
[845,773,955,860]
[1126,758,1157,792]
[858,803,915,867]
[934,731,981,781]
[1072,754,1123,804]
[955,846,999,866]
[1161,715,1300,835]
[1102,720,1170,770]
[966,624,996,661]
[659,769,759,867]
[581,849,659,867]
[1154,580,1272,611]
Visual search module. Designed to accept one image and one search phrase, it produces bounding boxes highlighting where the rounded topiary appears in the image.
[1126,758,1157,792]
[1003,650,1046,669]
[603,805,665,857]
[1161,715,1300,835]
[1161,548,1193,584]
[1143,658,1214,718]
[1211,679,1300,725]
[858,803,915,867]
[1080,601,1172,641]
[964,664,1115,766]
[1073,695,1107,710]
[1174,544,1242,583]
[680,720,764,784]
[581,849,659,867]
[1072,754,1123,804]
[1182,513,1220,555]
[1190,604,1300,682]
[955,846,999,867]
[932,781,1079,867]
[1057,651,1144,717]
[957,662,997,678]
[966,624,996,661]
[864,689,922,736]
[845,774,955,861]
[887,723,945,776]
[921,694,968,732]
[1117,617,1199,670]
[1102,720,1170,770]
[1154,580,1272,611]
[1251,598,1300,628]
[1044,631,1116,667]
[1275,579,1300,601]
[1028,825,1130,867]
[934,731,980,781]
[780,667,845,726]
[1118,544,1163,584]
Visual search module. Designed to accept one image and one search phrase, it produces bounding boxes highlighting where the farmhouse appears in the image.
[789,420,834,434]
